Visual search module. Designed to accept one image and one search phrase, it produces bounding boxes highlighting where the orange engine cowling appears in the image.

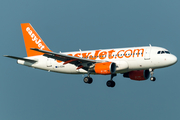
[123,70,150,81]
[94,62,116,75]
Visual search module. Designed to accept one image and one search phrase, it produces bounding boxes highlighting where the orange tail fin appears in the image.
[21,23,52,57]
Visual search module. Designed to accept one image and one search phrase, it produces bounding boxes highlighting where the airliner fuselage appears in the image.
[18,46,177,74]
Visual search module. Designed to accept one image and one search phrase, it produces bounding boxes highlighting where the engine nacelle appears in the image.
[94,62,116,75]
[123,70,150,81]
[17,59,34,67]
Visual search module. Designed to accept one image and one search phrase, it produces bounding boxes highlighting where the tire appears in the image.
[106,80,115,87]
[83,77,93,84]
[150,77,156,81]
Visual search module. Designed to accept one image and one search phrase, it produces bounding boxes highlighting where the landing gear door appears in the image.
[144,48,151,60]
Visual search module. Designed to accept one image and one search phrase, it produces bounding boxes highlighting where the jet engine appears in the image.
[94,62,116,75]
[123,70,150,81]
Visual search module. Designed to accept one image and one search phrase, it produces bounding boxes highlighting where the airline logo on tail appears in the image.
[26,27,45,50]
[21,23,51,57]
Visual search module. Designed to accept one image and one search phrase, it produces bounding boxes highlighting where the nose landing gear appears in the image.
[150,77,156,81]
[149,68,156,81]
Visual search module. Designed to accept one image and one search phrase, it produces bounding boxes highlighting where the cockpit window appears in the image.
[157,51,161,54]
[157,51,171,54]
[165,51,170,54]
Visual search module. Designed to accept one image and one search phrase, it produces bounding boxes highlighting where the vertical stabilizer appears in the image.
[21,23,52,57]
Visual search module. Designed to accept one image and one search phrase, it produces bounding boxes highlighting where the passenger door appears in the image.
[144,48,151,60]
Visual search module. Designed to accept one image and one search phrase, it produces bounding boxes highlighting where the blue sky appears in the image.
[1,0,180,120]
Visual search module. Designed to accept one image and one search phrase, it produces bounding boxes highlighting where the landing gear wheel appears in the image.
[150,77,156,81]
[106,80,115,87]
[83,77,93,84]
[149,68,156,82]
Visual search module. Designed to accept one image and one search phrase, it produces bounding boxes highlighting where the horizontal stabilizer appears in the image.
[4,55,37,63]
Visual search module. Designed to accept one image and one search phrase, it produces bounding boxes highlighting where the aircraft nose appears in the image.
[169,55,177,65]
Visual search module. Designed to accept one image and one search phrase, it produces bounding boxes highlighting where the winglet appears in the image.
[21,23,52,57]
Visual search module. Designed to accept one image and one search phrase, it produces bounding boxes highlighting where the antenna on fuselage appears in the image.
[149,44,152,47]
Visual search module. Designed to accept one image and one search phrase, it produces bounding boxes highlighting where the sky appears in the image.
[1,0,180,120]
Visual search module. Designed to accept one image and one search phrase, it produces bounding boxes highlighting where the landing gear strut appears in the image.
[106,74,117,88]
[149,68,156,81]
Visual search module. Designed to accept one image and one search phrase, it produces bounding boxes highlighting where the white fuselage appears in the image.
[17,46,177,74]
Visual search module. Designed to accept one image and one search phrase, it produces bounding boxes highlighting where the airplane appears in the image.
[4,23,177,87]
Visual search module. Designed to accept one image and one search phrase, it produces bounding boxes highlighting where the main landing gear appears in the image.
[83,73,117,88]
[106,74,117,88]
[83,76,93,84]
[149,68,156,81]
[83,72,93,84]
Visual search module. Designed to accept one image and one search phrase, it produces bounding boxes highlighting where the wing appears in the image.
[31,48,104,71]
